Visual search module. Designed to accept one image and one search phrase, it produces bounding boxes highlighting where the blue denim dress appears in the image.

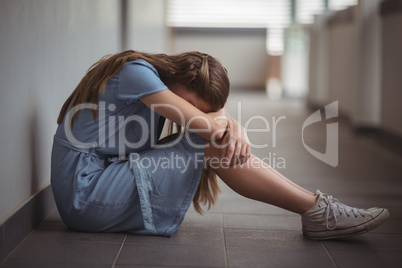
[51,60,205,237]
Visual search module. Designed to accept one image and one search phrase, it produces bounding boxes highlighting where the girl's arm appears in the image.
[140,89,228,141]
[219,110,251,167]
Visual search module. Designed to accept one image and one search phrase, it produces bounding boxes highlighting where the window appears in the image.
[329,0,358,11]
[166,0,291,28]
[296,0,325,24]
[166,0,358,54]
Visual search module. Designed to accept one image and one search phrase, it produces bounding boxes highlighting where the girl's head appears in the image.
[58,50,230,124]
[124,51,230,113]
[158,51,230,112]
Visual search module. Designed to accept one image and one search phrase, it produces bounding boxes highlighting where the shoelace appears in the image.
[323,194,366,230]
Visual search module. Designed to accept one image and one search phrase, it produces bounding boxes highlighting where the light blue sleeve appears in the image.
[115,59,168,102]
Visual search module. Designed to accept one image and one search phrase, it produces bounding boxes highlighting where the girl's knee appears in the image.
[204,142,233,169]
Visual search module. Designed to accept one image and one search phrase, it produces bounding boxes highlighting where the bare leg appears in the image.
[205,147,316,214]
[266,163,316,197]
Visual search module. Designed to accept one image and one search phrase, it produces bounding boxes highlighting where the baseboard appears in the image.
[0,184,56,263]
[374,129,402,158]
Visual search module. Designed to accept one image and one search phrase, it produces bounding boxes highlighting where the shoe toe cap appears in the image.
[369,208,389,218]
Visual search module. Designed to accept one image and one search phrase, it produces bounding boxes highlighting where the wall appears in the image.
[0,0,121,223]
[125,0,169,53]
[381,1,402,137]
[308,12,334,107]
[125,0,268,90]
[308,1,383,129]
[171,28,268,90]
[281,25,309,98]
[327,6,359,119]
[358,0,382,127]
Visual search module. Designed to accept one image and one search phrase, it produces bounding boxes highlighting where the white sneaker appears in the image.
[301,190,390,240]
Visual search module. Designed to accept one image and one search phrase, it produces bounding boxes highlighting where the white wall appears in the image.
[125,0,169,53]
[308,12,334,107]
[281,25,309,98]
[0,0,121,223]
[171,29,268,90]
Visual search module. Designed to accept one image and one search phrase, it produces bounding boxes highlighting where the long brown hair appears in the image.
[57,50,229,123]
[57,50,230,214]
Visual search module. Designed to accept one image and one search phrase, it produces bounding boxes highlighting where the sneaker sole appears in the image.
[303,208,390,240]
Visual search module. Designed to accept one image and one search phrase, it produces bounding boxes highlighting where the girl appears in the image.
[51,50,389,240]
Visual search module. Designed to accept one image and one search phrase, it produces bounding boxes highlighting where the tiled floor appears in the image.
[1,91,402,268]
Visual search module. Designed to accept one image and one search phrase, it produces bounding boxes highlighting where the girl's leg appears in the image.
[204,142,390,240]
[205,146,316,214]
[264,162,316,197]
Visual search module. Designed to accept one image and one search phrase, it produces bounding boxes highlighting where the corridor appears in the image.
[1,91,401,268]
[1,0,402,267]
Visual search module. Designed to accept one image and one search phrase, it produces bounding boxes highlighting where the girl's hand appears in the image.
[215,113,251,167]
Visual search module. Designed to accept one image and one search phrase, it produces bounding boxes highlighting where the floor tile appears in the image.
[114,264,180,268]
[220,197,295,216]
[328,250,402,268]
[372,218,402,234]
[223,213,301,231]
[1,262,111,268]
[180,211,223,229]
[116,243,226,267]
[1,237,121,268]
[226,245,335,268]
[323,233,402,252]
[27,221,126,243]
[224,229,315,249]
[125,226,224,247]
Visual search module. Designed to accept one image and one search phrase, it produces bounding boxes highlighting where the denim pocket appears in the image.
[73,155,137,208]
